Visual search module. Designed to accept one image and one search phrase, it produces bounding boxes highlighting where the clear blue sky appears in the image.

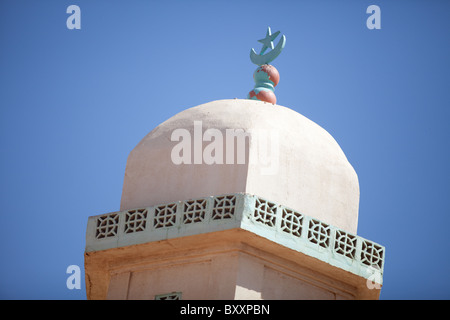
[1,0,449,300]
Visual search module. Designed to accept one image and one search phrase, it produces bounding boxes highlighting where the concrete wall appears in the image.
[106,250,355,300]
[85,229,380,300]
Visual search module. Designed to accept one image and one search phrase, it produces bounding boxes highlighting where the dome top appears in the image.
[120,99,359,233]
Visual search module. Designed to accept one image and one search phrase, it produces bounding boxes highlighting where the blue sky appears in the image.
[0,0,449,299]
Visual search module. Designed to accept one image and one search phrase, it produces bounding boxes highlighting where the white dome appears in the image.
[120,99,359,233]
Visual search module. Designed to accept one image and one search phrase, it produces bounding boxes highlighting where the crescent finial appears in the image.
[250,27,286,66]
[248,27,286,104]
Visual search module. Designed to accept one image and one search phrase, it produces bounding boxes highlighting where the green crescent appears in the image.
[250,34,286,66]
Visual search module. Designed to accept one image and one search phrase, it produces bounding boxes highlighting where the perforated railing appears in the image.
[154,292,182,300]
[93,194,238,241]
[242,195,385,276]
[87,193,384,281]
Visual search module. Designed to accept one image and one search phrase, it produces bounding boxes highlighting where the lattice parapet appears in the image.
[154,292,182,300]
[240,194,385,284]
[86,194,244,252]
[86,193,384,283]
[95,213,119,239]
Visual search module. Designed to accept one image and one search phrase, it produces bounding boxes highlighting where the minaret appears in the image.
[84,28,384,300]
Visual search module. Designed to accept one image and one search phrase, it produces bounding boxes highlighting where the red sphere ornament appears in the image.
[248,89,277,104]
[247,64,280,104]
